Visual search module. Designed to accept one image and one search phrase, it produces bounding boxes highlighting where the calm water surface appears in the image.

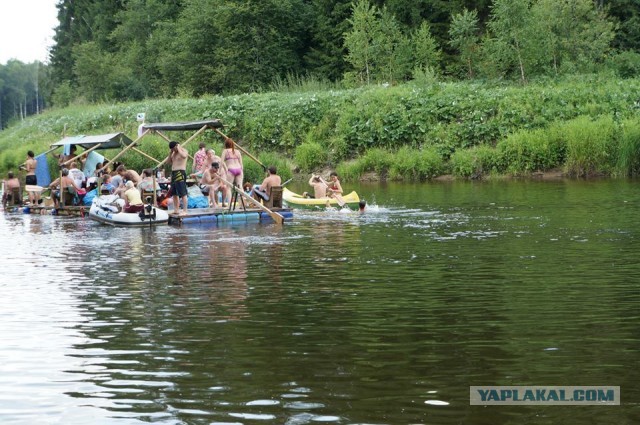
[1,179,639,424]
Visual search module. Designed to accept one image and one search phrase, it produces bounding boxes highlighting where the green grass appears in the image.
[3,74,640,181]
[564,115,618,177]
[615,118,640,176]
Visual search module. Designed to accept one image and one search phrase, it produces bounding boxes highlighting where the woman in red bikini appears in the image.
[326,171,346,207]
[222,137,243,203]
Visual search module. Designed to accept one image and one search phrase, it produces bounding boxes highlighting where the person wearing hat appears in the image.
[165,140,189,216]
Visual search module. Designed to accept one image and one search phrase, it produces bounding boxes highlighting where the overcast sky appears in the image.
[0,0,58,64]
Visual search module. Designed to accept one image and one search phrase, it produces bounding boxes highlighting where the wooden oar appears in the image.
[218,175,284,225]
[332,193,346,208]
[25,185,51,194]
[18,146,59,169]
[318,176,345,207]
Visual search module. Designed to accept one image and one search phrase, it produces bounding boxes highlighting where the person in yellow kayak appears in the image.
[325,172,346,207]
[304,172,345,207]
[307,174,327,199]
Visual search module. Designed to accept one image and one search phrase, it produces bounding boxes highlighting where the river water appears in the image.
[1,179,639,424]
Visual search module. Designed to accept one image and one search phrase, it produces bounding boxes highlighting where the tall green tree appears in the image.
[0,61,46,129]
[173,0,312,95]
[530,0,615,75]
[304,0,352,81]
[376,6,413,83]
[111,0,184,99]
[344,0,380,85]
[72,42,117,102]
[50,0,124,86]
[72,40,138,103]
[603,0,640,52]
[375,0,492,62]
[485,0,534,83]
[413,21,441,72]
[449,8,480,78]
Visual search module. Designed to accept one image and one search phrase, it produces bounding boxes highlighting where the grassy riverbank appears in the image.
[1,74,640,183]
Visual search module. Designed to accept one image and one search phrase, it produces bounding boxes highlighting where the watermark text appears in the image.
[470,386,619,405]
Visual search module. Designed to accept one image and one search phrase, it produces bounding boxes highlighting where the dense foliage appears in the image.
[2,1,640,182]
[2,0,640,130]
[2,75,640,181]
[0,61,50,130]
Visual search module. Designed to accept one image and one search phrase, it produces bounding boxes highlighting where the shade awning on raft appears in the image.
[50,133,134,150]
[142,119,223,132]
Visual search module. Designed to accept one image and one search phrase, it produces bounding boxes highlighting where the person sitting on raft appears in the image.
[100,174,116,194]
[200,162,228,208]
[123,181,144,213]
[2,171,22,208]
[137,168,161,194]
[251,166,281,203]
[49,168,81,208]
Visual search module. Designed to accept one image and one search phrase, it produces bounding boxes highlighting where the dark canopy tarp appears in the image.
[50,133,134,150]
[142,119,223,132]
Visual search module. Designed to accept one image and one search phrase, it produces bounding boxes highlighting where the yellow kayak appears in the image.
[283,187,360,209]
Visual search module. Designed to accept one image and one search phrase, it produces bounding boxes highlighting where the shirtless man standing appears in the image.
[24,151,39,205]
[166,141,189,216]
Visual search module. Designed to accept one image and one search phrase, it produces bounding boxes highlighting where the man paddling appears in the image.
[307,174,327,199]
[166,141,189,216]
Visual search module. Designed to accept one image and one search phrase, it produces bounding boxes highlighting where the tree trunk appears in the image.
[514,38,526,84]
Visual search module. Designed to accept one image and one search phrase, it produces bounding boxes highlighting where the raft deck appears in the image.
[168,206,293,225]
[19,205,87,217]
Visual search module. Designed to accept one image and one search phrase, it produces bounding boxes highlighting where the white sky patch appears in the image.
[0,0,58,64]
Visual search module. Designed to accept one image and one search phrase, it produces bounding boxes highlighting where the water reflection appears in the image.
[2,179,640,424]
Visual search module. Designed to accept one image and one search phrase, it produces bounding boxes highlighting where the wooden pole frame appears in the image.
[61,142,104,168]
[95,129,151,175]
[155,124,208,169]
[131,146,163,165]
[218,175,284,225]
[18,146,59,169]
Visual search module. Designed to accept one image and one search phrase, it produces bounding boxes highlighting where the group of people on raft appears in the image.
[166,137,345,216]
[2,137,346,214]
[1,150,40,208]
